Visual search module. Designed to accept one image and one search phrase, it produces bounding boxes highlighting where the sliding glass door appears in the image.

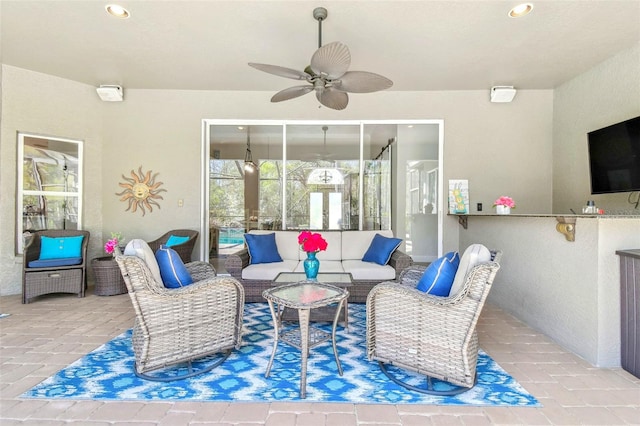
[203,120,442,263]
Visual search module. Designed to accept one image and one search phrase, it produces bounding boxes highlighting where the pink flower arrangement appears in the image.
[104,232,124,255]
[493,196,516,209]
[297,231,328,253]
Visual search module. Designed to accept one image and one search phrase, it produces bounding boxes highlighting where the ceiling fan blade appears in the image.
[271,85,314,102]
[333,71,394,93]
[316,87,348,110]
[310,41,351,79]
[248,63,309,80]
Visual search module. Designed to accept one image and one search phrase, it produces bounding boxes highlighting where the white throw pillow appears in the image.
[448,244,491,297]
[124,239,163,284]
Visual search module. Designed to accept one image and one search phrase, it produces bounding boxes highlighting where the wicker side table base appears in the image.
[92,256,127,296]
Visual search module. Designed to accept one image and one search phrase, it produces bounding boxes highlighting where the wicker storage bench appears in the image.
[225,230,412,303]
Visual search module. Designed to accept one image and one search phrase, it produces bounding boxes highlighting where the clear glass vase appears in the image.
[303,252,320,280]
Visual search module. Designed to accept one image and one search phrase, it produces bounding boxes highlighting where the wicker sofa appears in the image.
[225,230,412,303]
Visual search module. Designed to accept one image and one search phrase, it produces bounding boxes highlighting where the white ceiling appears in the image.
[2,0,639,93]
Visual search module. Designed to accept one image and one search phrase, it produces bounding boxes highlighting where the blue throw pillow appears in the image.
[245,233,283,264]
[155,245,193,288]
[362,234,402,265]
[39,235,84,260]
[416,252,460,296]
[166,235,190,247]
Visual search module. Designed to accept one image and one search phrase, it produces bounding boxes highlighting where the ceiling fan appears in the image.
[249,7,393,111]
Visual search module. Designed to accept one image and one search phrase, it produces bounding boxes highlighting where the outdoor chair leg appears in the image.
[378,362,476,396]
[135,350,231,382]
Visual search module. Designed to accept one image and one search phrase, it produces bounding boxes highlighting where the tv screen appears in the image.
[587,116,640,194]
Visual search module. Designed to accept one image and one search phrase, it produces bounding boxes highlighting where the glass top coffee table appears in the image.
[273,272,352,328]
[262,281,349,398]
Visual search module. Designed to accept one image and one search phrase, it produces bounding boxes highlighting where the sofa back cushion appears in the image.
[315,231,342,261]
[341,230,394,260]
[248,230,300,260]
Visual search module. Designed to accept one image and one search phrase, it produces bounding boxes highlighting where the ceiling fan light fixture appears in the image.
[509,3,533,18]
[248,7,393,110]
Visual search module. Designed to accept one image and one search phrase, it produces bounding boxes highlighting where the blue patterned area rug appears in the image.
[23,303,539,406]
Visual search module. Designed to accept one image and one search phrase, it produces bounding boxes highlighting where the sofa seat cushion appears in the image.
[293,259,344,274]
[341,230,394,260]
[242,259,299,281]
[342,260,397,281]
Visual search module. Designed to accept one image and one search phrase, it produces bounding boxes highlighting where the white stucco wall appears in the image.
[553,42,640,214]
[0,65,104,295]
[458,214,640,367]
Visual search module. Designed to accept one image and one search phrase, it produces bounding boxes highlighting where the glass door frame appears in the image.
[201,119,444,263]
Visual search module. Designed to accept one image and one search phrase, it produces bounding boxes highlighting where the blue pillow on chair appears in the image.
[166,235,190,247]
[39,235,84,260]
[416,251,460,296]
[155,245,193,288]
[362,234,402,265]
[245,233,283,264]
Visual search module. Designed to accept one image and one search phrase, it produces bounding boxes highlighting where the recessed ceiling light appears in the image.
[509,3,533,18]
[105,4,130,19]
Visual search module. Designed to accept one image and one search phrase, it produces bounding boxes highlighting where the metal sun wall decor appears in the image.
[116,166,166,216]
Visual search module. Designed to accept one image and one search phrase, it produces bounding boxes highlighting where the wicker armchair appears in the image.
[115,248,244,381]
[147,229,198,263]
[366,250,502,394]
[22,229,90,304]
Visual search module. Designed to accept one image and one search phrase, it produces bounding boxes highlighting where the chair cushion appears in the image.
[28,257,83,268]
[416,252,460,295]
[155,245,194,288]
[124,239,163,284]
[39,235,84,260]
[362,233,402,265]
[449,244,492,296]
[245,233,283,264]
[342,259,397,281]
[165,235,190,247]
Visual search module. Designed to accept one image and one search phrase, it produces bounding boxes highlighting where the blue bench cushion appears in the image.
[28,257,83,268]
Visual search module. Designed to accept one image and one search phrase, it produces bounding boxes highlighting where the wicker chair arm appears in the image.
[388,250,413,278]
[224,248,250,280]
[185,261,216,281]
[397,265,428,287]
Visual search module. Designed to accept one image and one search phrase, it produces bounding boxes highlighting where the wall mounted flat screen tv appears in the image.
[587,116,640,194]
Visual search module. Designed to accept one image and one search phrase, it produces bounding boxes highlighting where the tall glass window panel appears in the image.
[17,133,82,254]
[209,125,249,256]
[363,124,394,231]
[286,124,360,230]
[258,126,284,230]
[400,124,440,263]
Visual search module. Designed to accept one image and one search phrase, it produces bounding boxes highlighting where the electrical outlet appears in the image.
[477,203,483,211]
[178,199,184,207]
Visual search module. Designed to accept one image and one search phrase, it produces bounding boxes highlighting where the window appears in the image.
[17,133,83,254]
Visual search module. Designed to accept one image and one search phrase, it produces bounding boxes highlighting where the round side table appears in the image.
[92,256,127,296]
